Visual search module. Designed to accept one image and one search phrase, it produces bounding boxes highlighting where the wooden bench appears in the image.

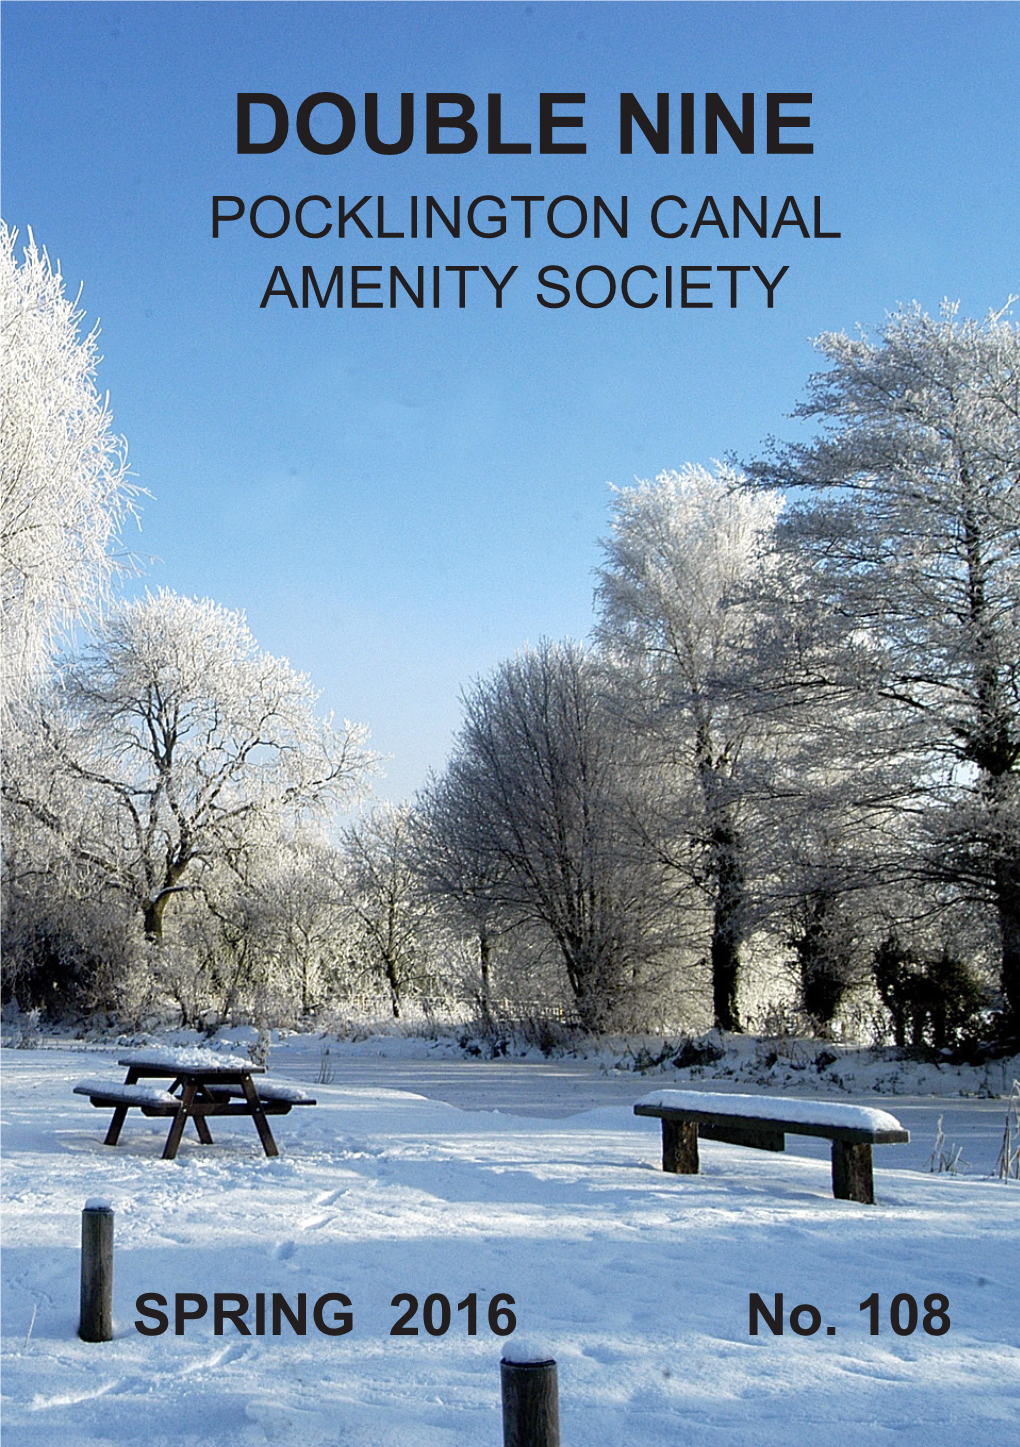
[634,1089,909,1204]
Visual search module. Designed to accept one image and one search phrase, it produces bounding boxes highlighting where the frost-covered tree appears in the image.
[411,776,512,1026]
[338,804,431,1019]
[0,831,140,1017]
[748,302,1020,1028]
[1,224,135,704]
[245,834,352,1019]
[595,464,784,1031]
[154,827,354,1028]
[428,640,673,1030]
[750,670,922,1030]
[4,590,373,941]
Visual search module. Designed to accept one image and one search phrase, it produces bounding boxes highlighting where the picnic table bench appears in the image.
[634,1089,909,1204]
[75,1050,315,1160]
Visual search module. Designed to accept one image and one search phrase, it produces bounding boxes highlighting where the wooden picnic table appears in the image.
[74,1051,315,1160]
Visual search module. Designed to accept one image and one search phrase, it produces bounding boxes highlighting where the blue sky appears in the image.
[3,2,1018,802]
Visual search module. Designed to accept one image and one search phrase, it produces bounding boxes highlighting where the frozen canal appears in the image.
[279,1049,1016,1179]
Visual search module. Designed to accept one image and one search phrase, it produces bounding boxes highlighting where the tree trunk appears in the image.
[142,859,191,940]
[478,930,493,1028]
[994,855,1020,1032]
[710,824,744,1032]
[711,929,740,1033]
[143,894,169,940]
[385,957,401,1019]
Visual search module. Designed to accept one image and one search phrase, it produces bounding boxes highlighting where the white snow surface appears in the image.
[636,1089,906,1133]
[2,1034,1018,1446]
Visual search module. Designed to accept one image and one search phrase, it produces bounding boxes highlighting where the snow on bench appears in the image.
[634,1089,909,1204]
[203,1080,316,1104]
[74,1079,179,1108]
[75,1076,314,1107]
[635,1089,906,1136]
[117,1047,257,1073]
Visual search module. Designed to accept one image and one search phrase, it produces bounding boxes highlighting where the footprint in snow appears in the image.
[184,1339,252,1373]
[298,1213,335,1231]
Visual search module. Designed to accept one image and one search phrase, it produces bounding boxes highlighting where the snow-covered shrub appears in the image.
[672,1032,726,1069]
[1,855,142,1021]
[873,936,987,1050]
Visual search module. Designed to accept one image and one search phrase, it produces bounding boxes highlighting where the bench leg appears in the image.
[193,1114,214,1145]
[831,1142,874,1203]
[240,1075,279,1158]
[104,1063,143,1145]
[163,1082,198,1160]
[662,1119,699,1174]
[104,1105,129,1146]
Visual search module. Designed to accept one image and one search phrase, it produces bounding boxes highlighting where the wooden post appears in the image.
[662,1118,699,1173]
[831,1141,875,1204]
[501,1355,560,1447]
[79,1202,113,1341]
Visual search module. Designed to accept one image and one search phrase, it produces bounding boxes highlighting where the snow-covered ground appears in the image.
[2,1031,1018,1445]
